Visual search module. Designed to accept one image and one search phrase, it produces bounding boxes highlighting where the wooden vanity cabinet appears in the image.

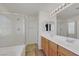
[41,36,78,56]
[41,36,57,56]
[41,36,49,56]
[58,46,77,56]
[48,40,57,56]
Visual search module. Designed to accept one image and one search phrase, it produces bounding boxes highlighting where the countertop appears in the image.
[41,31,79,55]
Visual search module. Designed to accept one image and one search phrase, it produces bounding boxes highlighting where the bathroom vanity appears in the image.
[41,35,78,56]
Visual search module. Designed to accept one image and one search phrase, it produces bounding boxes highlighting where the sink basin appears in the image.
[66,39,75,43]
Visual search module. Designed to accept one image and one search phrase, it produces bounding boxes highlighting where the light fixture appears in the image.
[50,3,72,16]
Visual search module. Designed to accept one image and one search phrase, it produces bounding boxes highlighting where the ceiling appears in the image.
[0,3,61,16]
[57,3,79,20]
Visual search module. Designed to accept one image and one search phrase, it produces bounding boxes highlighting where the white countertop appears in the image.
[41,31,79,55]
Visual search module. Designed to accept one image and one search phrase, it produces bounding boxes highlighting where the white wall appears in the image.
[25,15,38,45]
[0,14,25,47]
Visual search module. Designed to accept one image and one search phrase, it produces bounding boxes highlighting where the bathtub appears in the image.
[0,44,25,56]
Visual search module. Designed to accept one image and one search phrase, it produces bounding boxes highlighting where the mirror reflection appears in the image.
[56,4,79,39]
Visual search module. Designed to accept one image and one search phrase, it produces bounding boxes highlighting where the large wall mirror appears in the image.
[56,4,79,39]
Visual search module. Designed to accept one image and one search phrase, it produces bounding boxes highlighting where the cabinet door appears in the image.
[58,46,77,56]
[44,38,48,55]
[48,40,57,56]
[58,51,66,56]
[41,36,48,56]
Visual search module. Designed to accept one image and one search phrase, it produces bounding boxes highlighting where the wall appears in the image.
[0,14,25,47]
[25,15,38,45]
[0,5,26,47]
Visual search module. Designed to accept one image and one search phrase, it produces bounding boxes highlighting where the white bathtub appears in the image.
[0,44,25,56]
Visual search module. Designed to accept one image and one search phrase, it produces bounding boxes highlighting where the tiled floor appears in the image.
[25,44,45,56]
